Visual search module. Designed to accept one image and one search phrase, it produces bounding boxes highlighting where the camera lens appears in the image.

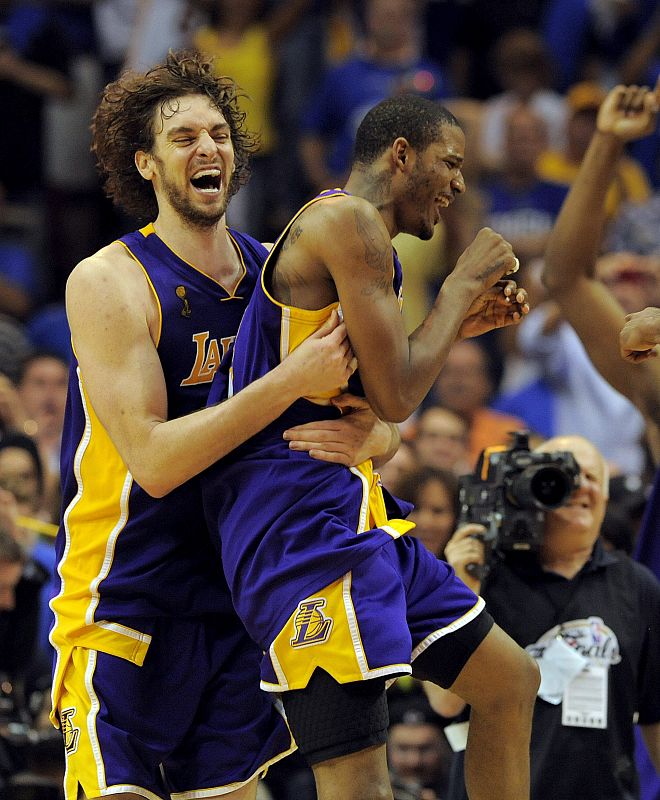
[508,465,575,509]
[530,467,573,507]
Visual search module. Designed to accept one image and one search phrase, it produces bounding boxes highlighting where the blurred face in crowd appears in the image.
[432,341,491,417]
[388,722,449,789]
[415,407,469,472]
[567,109,598,160]
[495,30,550,98]
[538,436,608,550]
[0,447,41,515]
[595,252,660,314]
[408,476,456,557]
[365,0,419,51]
[18,356,68,439]
[0,558,21,611]
[504,106,548,176]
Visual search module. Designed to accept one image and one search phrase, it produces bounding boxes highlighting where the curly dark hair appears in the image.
[353,94,460,166]
[91,50,259,221]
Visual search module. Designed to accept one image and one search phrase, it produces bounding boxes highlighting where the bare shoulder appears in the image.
[311,193,383,229]
[300,194,390,258]
[66,242,155,304]
[67,241,146,298]
[66,241,157,337]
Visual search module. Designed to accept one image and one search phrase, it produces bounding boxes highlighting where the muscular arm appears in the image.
[309,198,519,422]
[66,245,354,497]
[543,83,660,425]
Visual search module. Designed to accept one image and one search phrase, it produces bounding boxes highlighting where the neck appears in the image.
[541,542,594,579]
[153,209,242,289]
[344,167,398,237]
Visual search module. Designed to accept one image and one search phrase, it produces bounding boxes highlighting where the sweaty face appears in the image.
[148,95,235,229]
[402,125,465,240]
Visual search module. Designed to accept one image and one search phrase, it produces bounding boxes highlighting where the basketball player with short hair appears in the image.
[203,95,540,800]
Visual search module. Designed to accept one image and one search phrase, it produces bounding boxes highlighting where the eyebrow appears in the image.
[166,123,231,138]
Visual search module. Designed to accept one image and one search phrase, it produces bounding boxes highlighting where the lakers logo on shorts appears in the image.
[290,598,333,648]
[60,707,80,755]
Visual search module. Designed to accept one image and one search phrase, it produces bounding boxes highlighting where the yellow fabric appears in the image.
[326,13,357,64]
[279,300,341,402]
[264,459,414,692]
[537,150,651,217]
[49,372,152,665]
[194,24,277,154]
[265,568,413,692]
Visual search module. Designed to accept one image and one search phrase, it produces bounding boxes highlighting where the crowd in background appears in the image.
[0,1,659,798]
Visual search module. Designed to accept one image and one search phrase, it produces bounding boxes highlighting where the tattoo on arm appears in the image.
[360,276,391,296]
[354,210,389,272]
[475,258,507,282]
[281,223,303,252]
[354,209,391,297]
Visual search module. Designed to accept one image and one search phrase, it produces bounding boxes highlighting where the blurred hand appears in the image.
[444,523,487,592]
[597,78,660,143]
[619,306,660,361]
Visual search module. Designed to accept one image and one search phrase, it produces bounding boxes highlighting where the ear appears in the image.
[393,137,411,171]
[135,150,155,181]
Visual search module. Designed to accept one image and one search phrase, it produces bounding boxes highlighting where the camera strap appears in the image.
[537,578,587,629]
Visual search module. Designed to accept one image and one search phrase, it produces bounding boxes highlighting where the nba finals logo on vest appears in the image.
[180,331,234,386]
[291,598,333,648]
[60,707,80,755]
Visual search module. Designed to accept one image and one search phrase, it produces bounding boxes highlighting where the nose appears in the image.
[451,170,466,194]
[196,129,217,156]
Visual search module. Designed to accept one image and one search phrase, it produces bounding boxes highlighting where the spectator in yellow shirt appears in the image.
[537,81,651,218]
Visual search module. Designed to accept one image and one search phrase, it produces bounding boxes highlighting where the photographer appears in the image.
[426,434,660,800]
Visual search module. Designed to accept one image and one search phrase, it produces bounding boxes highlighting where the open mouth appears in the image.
[190,169,222,193]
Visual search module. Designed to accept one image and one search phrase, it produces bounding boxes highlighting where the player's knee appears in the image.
[476,648,539,717]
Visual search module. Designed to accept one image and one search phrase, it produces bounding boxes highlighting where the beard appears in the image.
[157,160,229,229]
[404,168,436,240]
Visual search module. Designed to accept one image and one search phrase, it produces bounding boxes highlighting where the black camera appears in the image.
[457,431,580,577]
